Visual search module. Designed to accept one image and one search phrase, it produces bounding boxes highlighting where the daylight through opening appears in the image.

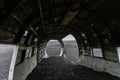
[45,40,61,57]
[62,34,79,64]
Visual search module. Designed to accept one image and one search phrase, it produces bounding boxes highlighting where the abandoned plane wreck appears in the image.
[1,0,120,80]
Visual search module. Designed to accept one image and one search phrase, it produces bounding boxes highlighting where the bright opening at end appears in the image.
[62,34,76,41]
[44,34,79,64]
[62,34,79,64]
[45,40,61,57]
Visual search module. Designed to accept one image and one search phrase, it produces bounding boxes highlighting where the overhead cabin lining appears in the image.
[0,0,120,48]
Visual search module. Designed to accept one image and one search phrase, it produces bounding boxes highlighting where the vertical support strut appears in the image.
[59,40,66,57]
[8,45,19,80]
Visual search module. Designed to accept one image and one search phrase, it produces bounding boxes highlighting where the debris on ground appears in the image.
[26,57,120,80]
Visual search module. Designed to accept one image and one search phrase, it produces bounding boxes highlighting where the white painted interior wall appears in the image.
[13,55,37,80]
[0,44,18,80]
[117,47,120,63]
[79,55,120,78]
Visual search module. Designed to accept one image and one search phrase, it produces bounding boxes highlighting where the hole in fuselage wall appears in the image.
[45,40,61,57]
[43,34,79,64]
[62,34,79,64]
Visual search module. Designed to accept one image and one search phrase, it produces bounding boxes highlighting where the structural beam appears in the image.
[29,26,38,36]
[37,0,46,33]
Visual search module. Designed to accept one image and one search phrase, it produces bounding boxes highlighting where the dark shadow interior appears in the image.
[1,0,120,80]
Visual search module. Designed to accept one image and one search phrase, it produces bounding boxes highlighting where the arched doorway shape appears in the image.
[62,34,79,64]
[45,40,61,57]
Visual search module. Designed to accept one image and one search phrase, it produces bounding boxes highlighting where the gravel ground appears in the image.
[26,57,120,80]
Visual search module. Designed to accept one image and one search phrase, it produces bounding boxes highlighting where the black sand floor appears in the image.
[26,57,120,80]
